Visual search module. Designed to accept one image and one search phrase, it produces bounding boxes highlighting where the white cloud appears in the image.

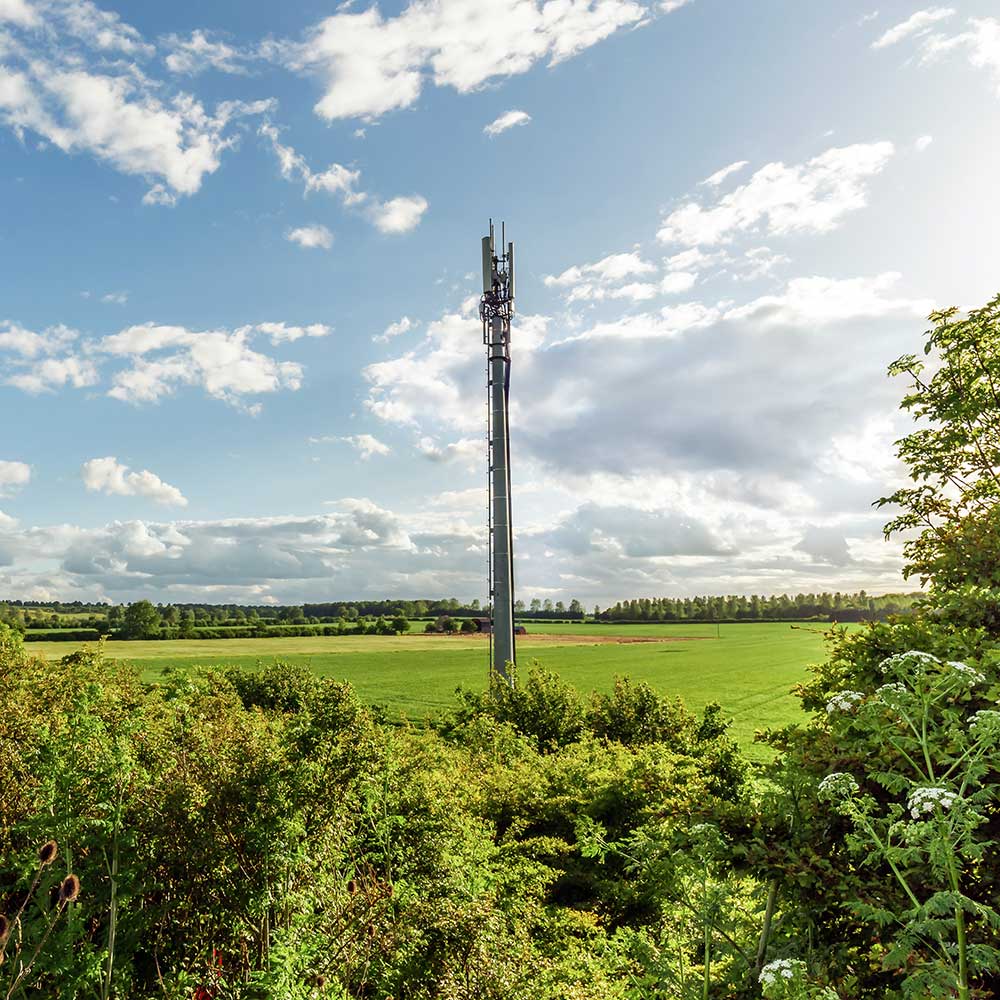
[82,456,188,506]
[369,194,428,234]
[0,460,30,495]
[335,434,391,459]
[260,123,426,233]
[545,250,658,302]
[100,323,305,408]
[7,356,99,393]
[919,17,1000,96]
[0,320,77,357]
[0,0,36,27]
[270,0,665,121]
[700,159,748,186]
[724,273,933,327]
[286,224,333,249]
[0,58,273,202]
[737,246,789,281]
[664,247,726,273]
[484,109,531,136]
[660,271,697,294]
[56,0,153,55]
[255,321,332,343]
[163,30,249,75]
[101,290,128,304]
[872,7,954,48]
[657,142,895,246]
[374,316,414,343]
[417,435,480,468]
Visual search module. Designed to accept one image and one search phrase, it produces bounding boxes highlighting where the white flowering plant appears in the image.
[811,647,1000,999]
[758,958,838,1000]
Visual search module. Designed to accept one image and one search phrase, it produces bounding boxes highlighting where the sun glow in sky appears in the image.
[1,0,999,605]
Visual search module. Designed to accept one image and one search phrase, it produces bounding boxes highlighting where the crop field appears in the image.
[34,621,849,751]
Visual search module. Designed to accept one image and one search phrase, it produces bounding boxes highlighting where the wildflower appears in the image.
[38,841,57,866]
[758,958,803,986]
[818,772,859,801]
[879,650,940,675]
[825,690,864,714]
[969,709,1000,735]
[907,786,959,820]
[946,661,986,685]
[58,874,80,903]
[875,682,908,699]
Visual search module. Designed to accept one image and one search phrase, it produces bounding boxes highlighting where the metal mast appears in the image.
[480,221,516,682]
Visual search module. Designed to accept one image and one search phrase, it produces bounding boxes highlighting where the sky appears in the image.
[1,0,999,607]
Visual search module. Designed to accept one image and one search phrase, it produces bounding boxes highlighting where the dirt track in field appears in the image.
[418,632,714,645]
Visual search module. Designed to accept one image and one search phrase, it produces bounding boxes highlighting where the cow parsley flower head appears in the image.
[908,786,959,820]
[759,958,804,988]
[879,650,939,676]
[826,690,864,714]
[875,682,909,701]
[818,772,859,801]
[946,661,986,686]
[969,709,1000,738]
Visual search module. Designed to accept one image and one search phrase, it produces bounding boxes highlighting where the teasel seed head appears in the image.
[59,874,80,903]
[38,841,58,866]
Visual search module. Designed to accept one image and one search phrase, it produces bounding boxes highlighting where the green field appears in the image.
[34,621,843,751]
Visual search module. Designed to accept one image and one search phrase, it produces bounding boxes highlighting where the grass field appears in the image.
[34,621,844,753]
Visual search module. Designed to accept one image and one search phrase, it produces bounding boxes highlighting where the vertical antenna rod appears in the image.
[480,221,516,683]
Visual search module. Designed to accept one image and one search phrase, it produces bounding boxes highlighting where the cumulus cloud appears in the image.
[484,109,531,136]
[163,29,250,75]
[700,159,749,186]
[260,123,427,233]
[268,0,664,121]
[0,460,30,495]
[82,456,188,506]
[333,434,391,459]
[99,323,306,409]
[287,224,333,249]
[101,291,128,304]
[373,316,414,343]
[915,134,933,152]
[795,525,852,566]
[0,0,37,27]
[657,142,895,246]
[872,7,954,48]
[919,17,1000,96]
[255,321,332,343]
[0,53,274,203]
[369,195,428,234]
[545,250,659,302]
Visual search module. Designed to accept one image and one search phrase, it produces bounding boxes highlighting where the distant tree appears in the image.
[119,600,161,640]
[514,599,526,612]
[179,610,196,638]
[470,599,481,611]
[530,598,541,613]
[542,599,554,613]
[161,605,179,626]
[390,614,409,635]
[460,618,478,633]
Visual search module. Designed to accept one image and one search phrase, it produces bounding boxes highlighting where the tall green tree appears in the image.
[119,600,161,640]
[878,295,1000,590]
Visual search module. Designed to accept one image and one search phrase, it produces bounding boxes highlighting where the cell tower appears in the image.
[480,221,516,682]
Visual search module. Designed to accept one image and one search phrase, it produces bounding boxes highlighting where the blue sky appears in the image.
[1,0,998,605]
